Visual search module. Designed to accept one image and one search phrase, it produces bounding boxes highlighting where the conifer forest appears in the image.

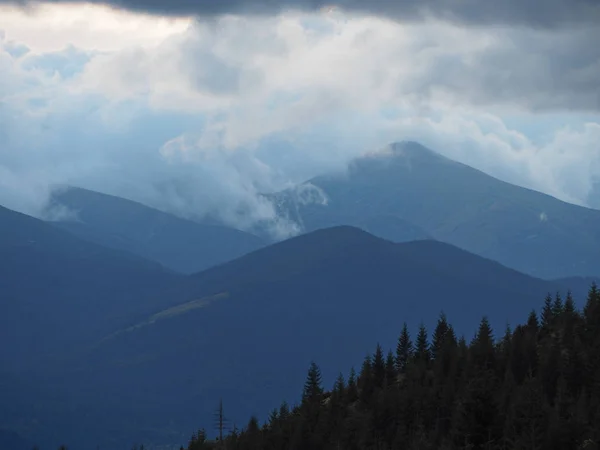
[184,285,600,450]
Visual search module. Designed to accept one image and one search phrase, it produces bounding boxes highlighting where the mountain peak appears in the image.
[297,225,381,243]
[276,140,600,279]
[389,140,436,155]
[343,141,456,181]
[346,141,457,177]
[363,141,452,165]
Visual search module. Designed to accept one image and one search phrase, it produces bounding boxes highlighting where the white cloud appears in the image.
[376,108,600,206]
[0,3,191,52]
[0,5,599,235]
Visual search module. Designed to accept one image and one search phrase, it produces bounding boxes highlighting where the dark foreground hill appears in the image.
[0,204,182,372]
[270,141,600,279]
[0,429,32,450]
[50,186,266,274]
[22,227,590,449]
[206,284,600,450]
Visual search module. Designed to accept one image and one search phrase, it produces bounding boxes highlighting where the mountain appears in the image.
[0,204,182,372]
[270,141,600,279]
[49,187,266,274]
[29,226,587,449]
[0,429,32,450]
[212,284,600,450]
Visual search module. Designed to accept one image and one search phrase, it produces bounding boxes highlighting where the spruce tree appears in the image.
[541,294,554,331]
[372,344,386,389]
[552,292,564,319]
[584,282,600,338]
[385,350,397,387]
[329,373,347,449]
[279,401,290,421]
[347,367,358,403]
[333,372,346,396]
[498,324,512,361]
[244,416,262,450]
[358,355,374,403]
[471,317,495,372]
[268,408,280,427]
[415,323,430,364]
[432,312,450,362]
[583,283,600,392]
[584,282,599,318]
[396,323,413,374]
[434,322,458,380]
[564,291,577,317]
[331,372,347,416]
[302,361,324,405]
[527,310,540,331]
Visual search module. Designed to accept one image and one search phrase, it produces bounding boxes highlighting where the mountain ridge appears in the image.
[49,186,267,274]
[27,225,589,449]
[271,141,600,279]
[0,203,182,373]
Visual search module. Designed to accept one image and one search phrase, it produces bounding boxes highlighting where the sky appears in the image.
[1,0,599,235]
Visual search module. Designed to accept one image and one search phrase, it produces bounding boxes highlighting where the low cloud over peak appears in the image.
[0,4,599,234]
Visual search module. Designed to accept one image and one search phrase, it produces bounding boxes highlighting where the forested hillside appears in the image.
[184,284,600,450]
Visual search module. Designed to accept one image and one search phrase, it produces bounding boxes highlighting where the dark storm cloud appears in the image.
[3,0,600,28]
[405,26,600,112]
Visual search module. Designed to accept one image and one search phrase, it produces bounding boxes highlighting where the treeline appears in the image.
[186,284,600,450]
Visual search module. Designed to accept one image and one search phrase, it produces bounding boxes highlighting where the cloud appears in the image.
[375,110,600,207]
[19,45,92,79]
[67,14,600,115]
[0,2,191,52]
[0,7,599,238]
[2,0,600,29]
[415,26,600,113]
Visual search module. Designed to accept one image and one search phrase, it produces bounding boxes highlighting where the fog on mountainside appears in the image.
[271,141,600,280]
[49,187,267,274]
[38,141,600,282]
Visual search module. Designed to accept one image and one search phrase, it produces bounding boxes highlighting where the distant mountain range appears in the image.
[49,187,266,274]
[46,142,600,280]
[2,139,600,448]
[270,141,600,279]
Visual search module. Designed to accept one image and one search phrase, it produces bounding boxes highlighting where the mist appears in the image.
[1,6,599,236]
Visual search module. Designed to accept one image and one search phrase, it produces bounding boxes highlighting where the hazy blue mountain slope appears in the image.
[27,227,587,449]
[0,429,32,450]
[0,204,182,372]
[50,187,266,273]
[271,141,600,279]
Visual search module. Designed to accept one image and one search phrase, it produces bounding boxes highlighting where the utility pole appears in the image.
[218,399,224,446]
[213,399,229,449]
